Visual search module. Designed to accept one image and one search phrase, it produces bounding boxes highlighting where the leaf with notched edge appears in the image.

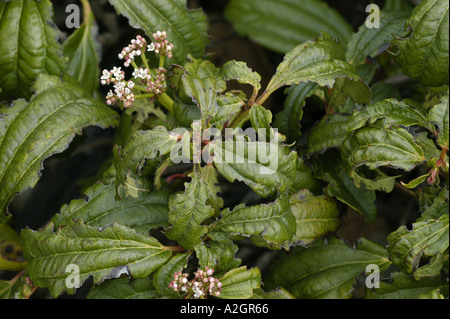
[113,126,179,199]
[274,82,319,144]
[212,194,296,249]
[261,33,368,105]
[62,11,101,97]
[346,10,409,66]
[0,0,67,100]
[387,215,449,275]
[307,113,351,157]
[347,99,435,133]
[209,137,298,198]
[428,93,449,149]
[153,253,189,298]
[52,166,171,234]
[107,0,209,65]
[420,189,449,221]
[165,166,218,250]
[289,190,341,247]
[249,104,273,132]
[366,272,449,299]
[0,82,119,223]
[264,236,391,299]
[21,220,172,297]
[220,60,262,94]
[218,266,261,299]
[194,232,241,277]
[181,73,221,128]
[392,0,449,87]
[314,152,377,223]
[342,123,427,192]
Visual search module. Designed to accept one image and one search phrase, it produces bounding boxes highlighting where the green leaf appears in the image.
[369,82,401,104]
[113,126,179,199]
[0,256,26,272]
[418,187,442,213]
[52,166,171,234]
[328,77,372,108]
[413,253,445,280]
[387,215,449,275]
[251,288,295,299]
[0,280,14,299]
[210,93,244,130]
[172,97,201,127]
[0,82,119,221]
[107,0,209,65]
[289,190,341,247]
[418,289,446,299]
[62,11,101,96]
[31,73,77,95]
[314,152,377,223]
[264,236,391,299]
[307,113,351,156]
[220,60,262,95]
[420,189,449,221]
[218,266,261,299]
[171,59,242,129]
[289,158,323,195]
[356,64,378,86]
[428,93,449,149]
[170,55,225,91]
[165,166,217,249]
[212,194,296,249]
[194,232,241,276]
[346,10,409,66]
[343,124,426,191]
[249,104,272,131]
[0,277,24,299]
[200,164,224,215]
[210,138,298,198]
[224,0,353,54]
[392,0,449,87]
[153,253,189,298]
[0,0,67,100]
[400,173,431,189]
[350,170,399,194]
[260,33,368,104]
[347,99,435,133]
[181,73,220,128]
[415,131,442,160]
[273,82,319,144]
[21,220,172,297]
[366,272,449,299]
[87,278,157,299]
[384,0,414,12]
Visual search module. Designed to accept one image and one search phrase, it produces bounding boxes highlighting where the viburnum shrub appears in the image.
[0,0,448,300]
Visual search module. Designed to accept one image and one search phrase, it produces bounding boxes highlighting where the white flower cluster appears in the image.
[132,67,150,80]
[118,35,147,67]
[100,67,135,108]
[169,267,222,299]
[148,67,167,96]
[100,66,124,85]
[100,32,174,108]
[151,31,174,59]
[130,66,167,97]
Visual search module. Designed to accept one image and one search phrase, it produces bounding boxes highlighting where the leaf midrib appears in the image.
[112,0,199,59]
[415,3,449,81]
[0,94,79,206]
